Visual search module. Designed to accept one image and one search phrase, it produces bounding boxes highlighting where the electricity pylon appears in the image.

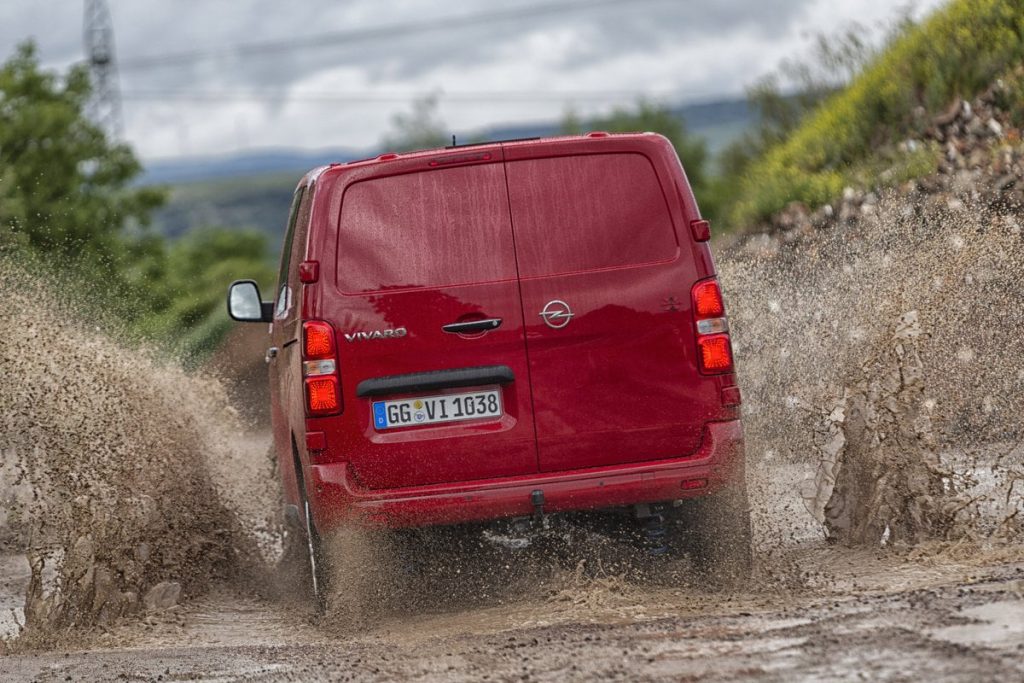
[83,0,124,139]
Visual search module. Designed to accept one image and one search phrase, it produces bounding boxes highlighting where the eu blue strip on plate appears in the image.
[372,402,388,428]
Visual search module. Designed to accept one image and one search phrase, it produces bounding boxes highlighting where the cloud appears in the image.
[1,0,947,158]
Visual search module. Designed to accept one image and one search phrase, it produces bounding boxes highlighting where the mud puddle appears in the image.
[2,548,1022,681]
[145,549,1017,649]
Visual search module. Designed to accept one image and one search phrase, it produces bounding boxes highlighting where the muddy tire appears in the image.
[303,498,330,614]
[321,526,406,624]
[273,515,314,601]
[300,497,405,622]
[671,485,753,584]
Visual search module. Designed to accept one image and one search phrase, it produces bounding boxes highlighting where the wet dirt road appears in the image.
[2,547,1022,681]
[2,430,1021,682]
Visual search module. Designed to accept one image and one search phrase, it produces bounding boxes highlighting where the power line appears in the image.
[119,0,668,71]
[119,89,685,104]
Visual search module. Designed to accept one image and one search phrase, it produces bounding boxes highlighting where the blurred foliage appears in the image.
[991,65,1024,126]
[705,11,914,226]
[382,93,449,152]
[560,100,715,218]
[0,41,274,360]
[747,15,908,152]
[0,41,165,312]
[724,0,1024,228]
[138,227,276,361]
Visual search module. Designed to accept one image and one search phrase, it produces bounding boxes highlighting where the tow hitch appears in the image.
[481,490,553,550]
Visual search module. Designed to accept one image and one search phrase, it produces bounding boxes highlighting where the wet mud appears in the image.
[1,194,1023,679]
[0,264,281,646]
[1,547,1022,680]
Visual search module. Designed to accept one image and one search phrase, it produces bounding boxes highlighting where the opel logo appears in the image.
[540,300,574,329]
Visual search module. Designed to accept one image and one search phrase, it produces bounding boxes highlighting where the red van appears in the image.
[228,133,750,607]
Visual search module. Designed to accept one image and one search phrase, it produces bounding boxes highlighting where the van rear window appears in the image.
[506,153,677,277]
[337,163,516,293]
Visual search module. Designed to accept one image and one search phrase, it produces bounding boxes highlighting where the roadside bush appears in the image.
[137,227,276,361]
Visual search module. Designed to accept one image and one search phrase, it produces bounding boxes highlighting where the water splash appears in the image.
[0,261,280,644]
[723,193,1024,548]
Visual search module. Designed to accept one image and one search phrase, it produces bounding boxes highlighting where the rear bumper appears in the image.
[309,419,744,530]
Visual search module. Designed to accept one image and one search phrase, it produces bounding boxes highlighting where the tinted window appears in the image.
[336,164,516,292]
[506,153,677,277]
[275,186,305,316]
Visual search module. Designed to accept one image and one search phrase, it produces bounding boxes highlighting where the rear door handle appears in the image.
[442,318,503,334]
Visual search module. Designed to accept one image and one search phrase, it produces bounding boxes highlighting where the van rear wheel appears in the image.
[670,485,753,585]
[303,498,329,614]
[302,516,401,622]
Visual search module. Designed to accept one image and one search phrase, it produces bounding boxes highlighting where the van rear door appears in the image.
[504,139,716,472]
[322,148,539,490]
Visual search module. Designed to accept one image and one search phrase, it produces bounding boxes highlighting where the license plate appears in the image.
[372,389,502,430]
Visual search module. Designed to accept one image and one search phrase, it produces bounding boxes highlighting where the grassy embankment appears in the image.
[727,0,1024,229]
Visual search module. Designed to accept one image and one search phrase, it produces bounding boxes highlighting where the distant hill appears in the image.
[151,172,300,240]
[141,148,361,186]
[467,98,753,158]
[146,96,754,241]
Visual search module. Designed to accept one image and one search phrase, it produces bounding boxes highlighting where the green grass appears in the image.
[728,0,1024,228]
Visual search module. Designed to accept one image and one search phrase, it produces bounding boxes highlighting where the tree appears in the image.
[381,93,449,152]
[0,41,275,362]
[0,41,164,268]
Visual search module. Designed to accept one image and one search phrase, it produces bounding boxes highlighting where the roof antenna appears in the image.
[452,134,457,146]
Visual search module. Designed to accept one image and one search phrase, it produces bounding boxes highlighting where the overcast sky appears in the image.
[2,0,946,160]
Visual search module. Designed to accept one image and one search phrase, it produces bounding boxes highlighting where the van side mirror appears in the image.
[227,280,272,322]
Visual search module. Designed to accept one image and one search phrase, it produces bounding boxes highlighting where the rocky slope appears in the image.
[737,70,1024,246]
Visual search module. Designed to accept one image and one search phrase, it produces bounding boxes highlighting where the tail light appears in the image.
[303,321,342,416]
[691,279,734,375]
[306,377,341,414]
[692,280,724,318]
[690,219,711,242]
[304,321,334,359]
[697,334,733,372]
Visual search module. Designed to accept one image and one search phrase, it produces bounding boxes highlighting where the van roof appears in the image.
[334,131,663,169]
[296,131,669,190]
